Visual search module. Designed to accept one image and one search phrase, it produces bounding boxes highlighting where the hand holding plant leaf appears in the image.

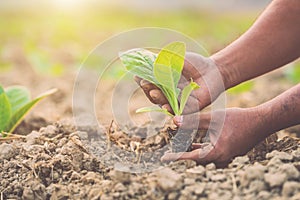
[0,85,57,136]
[120,41,200,116]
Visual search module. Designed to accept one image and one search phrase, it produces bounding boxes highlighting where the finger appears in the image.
[162,104,174,115]
[161,145,215,165]
[173,112,212,130]
[149,89,168,105]
[140,80,158,92]
[139,80,159,104]
[161,151,199,162]
[181,53,205,79]
[134,76,142,85]
[191,143,203,150]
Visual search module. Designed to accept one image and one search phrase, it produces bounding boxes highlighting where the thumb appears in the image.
[161,144,215,165]
[173,112,211,130]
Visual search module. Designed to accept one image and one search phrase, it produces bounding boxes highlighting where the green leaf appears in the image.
[119,42,198,118]
[154,42,185,88]
[0,85,12,132]
[154,42,186,83]
[153,64,180,114]
[5,86,30,114]
[4,88,57,133]
[136,106,174,117]
[179,81,200,114]
[119,49,158,85]
[153,42,186,115]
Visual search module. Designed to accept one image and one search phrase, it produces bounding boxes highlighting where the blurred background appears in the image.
[0,0,299,132]
[1,0,298,79]
[0,0,275,75]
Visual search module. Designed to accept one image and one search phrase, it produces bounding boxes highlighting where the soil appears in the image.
[1,122,299,200]
[1,66,300,199]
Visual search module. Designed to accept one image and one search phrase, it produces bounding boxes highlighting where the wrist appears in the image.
[209,54,241,90]
[247,104,280,140]
[254,84,300,134]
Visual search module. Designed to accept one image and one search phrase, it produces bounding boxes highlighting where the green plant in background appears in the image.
[24,40,64,77]
[120,41,200,116]
[227,80,254,94]
[284,63,300,83]
[0,85,57,136]
[0,61,12,72]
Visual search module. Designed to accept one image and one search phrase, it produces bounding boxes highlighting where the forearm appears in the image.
[211,0,300,89]
[254,83,300,138]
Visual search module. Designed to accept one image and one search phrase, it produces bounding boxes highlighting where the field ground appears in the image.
[1,4,300,199]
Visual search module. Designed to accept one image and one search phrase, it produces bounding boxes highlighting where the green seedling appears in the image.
[0,85,57,136]
[120,41,200,116]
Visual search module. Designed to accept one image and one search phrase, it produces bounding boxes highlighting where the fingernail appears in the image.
[161,153,172,162]
[140,80,150,89]
[149,90,158,100]
[162,105,168,110]
[173,116,183,127]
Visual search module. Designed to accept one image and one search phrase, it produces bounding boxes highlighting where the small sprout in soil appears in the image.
[0,84,57,137]
[120,41,200,116]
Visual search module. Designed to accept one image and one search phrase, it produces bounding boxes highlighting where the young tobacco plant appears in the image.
[0,84,56,136]
[120,41,200,116]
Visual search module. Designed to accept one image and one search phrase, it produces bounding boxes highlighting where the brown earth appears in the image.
[0,66,300,199]
[1,122,299,200]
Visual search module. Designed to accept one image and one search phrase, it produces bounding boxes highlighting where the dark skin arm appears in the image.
[137,0,300,112]
[136,0,300,165]
[212,0,300,89]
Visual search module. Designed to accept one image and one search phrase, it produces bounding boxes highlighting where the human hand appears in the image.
[161,108,267,167]
[135,52,226,114]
